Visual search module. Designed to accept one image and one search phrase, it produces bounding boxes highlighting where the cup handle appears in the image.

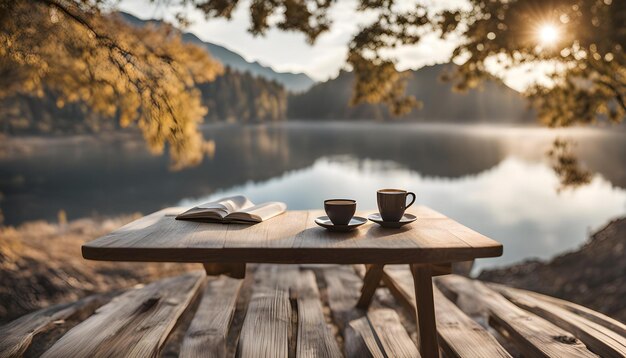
[405,192,416,209]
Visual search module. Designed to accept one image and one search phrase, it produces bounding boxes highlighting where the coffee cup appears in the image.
[324,199,356,225]
[377,189,416,222]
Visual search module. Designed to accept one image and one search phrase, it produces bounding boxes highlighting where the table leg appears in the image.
[410,264,439,358]
[203,263,246,279]
[356,264,385,309]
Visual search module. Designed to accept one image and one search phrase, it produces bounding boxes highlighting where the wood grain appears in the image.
[180,276,243,358]
[42,271,204,358]
[411,264,440,358]
[489,283,626,358]
[202,263,246,279]
[346,309,420,358]
[366,309,421,358]
[7,265,626,358]
[322,266,365,331]
[294,270,342,358]
[383,267,511,357]
[356,264,385,309]
[322,266,373,357]
[514,288,626,338]
[237,265,293,358]
[437,275,597,358]
[82,207,503,264]
[0,294,110,358]
[346,316,385,358]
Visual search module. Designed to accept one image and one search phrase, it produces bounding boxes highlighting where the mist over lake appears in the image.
[2,121,625,272]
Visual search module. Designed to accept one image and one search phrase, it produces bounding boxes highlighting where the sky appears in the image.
[118,0,547,91]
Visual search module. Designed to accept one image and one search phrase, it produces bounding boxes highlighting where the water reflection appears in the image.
[1,122,625,271]
[182,156,626,272]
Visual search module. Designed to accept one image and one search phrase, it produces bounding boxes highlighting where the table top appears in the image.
[82,206,502,264]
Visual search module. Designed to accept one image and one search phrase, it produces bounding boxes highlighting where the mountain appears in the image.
[118,12,315,93]
[288,64,535,123]
[181,33,314,93]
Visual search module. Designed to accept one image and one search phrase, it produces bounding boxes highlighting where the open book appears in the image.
[175,195,287,224]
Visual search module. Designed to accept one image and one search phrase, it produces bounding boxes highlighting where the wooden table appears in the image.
[83,206,502,357]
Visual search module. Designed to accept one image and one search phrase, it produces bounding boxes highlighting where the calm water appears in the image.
[2,121,625,272]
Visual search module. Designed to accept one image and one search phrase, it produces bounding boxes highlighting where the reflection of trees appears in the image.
[3,124,624,225]
[548,139,592,190]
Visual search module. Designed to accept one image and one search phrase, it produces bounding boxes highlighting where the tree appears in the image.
[191,0,624,187]
[200,67,287,123]
[2,0,623,174]
[0,0,222,169]
[191,0,624,126]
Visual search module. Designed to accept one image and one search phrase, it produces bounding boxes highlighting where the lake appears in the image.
[1,121,625,273]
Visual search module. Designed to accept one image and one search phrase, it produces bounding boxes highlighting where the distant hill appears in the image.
[287,64,535,123]
[118,12,315,93]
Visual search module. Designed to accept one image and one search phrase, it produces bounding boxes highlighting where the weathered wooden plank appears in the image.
[237,265,294,358]
[437,275,597,358]
[489,283,626,358]
[323,265,418,357]
[322,266,374,357]
[367,309,421,358]
[383,267,511,357]
[0,294,111,358]
[322,266,364,330]
[83,208,503,265]
[243,291,291,327]
[346,316,385,358]
[295,270,342,358]
[180,276,243,358]
[42,271,204,358]
[517,288,626,338]
[346,309,420,358]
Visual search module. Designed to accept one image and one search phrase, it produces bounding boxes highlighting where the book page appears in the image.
[197,195,254,213]
[177,195,254,220]
[227,202,287,222]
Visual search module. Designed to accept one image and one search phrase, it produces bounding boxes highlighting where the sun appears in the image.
[538,24,560,46]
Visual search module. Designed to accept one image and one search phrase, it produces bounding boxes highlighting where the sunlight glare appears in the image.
[538,24,559,46]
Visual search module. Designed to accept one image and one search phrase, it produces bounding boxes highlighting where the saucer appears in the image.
[367,213,417,228]
[315,216,367,232]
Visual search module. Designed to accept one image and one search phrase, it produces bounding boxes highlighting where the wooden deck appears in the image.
[1,264,625,358]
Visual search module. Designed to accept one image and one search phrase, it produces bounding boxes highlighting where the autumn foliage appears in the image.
[0,0,222,169]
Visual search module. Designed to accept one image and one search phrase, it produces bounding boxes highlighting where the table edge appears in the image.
[82,243,503,264]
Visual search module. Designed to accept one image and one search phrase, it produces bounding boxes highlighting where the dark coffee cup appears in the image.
[324,199,356,225]
[377,189,416,222]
